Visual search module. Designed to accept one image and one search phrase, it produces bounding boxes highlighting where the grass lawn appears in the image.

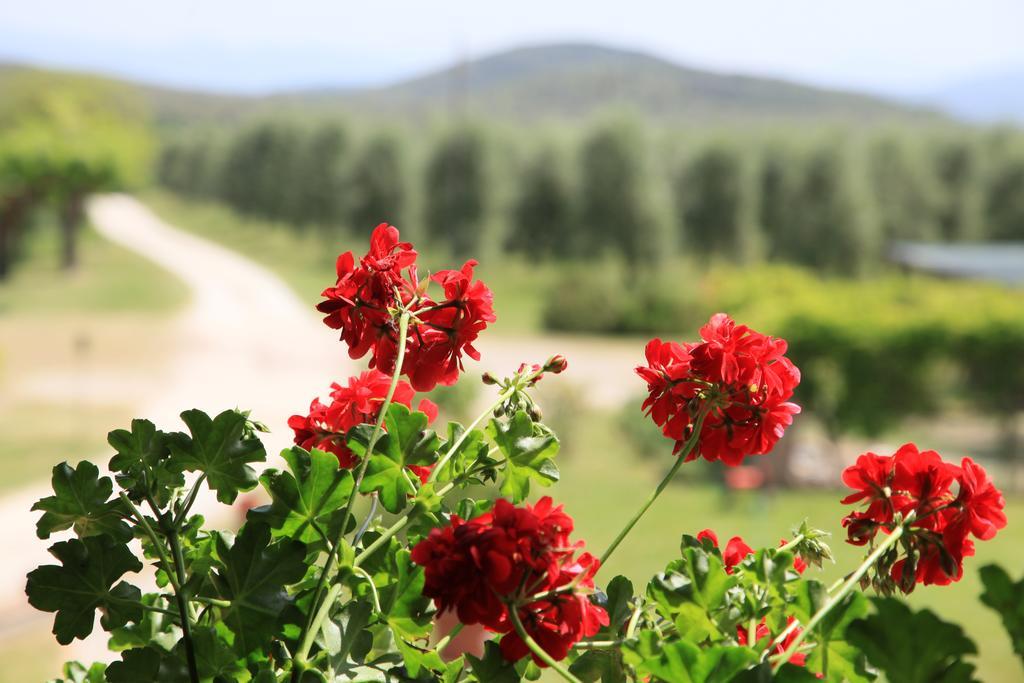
[553,409,1024,682]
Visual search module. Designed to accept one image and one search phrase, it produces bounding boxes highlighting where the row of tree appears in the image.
[0,73,152,279]
[158,119,1024,274]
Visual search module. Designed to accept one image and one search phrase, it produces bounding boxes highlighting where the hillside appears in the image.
[318,43,943,125]
[2,44,947,128]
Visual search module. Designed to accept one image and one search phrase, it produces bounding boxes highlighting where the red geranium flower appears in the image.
[411,497,608,666]
[318,225,495,391]
[737,617,809,667]
[636,314,800,466]
[840,443,1006,592]
[697,529,753,573]
[697,529,807,575]
[288,370,438,470]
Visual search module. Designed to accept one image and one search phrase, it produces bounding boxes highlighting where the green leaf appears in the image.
[847,597,978,683]
[570,649,627,682]
[438,422,492,482]
[207,522,307,655]
[488,411,560,503]
[623,632,758,682]
[385,403,441,467]
[381,550,433,641]
[597,575,634,639]
[980,563,1024,664]
[648,547,736,618]
[346,426,407,514]
[47,661,106,683]
[192,626,250,681]
[107,594,179,652]
[248,447,354,544]
[107,418,183,507]
[347,405,441,514]
[791,580,873,682]
[168,409,266,504]
[32,461,131,542]
[467,641,521,683]
[104,646,190,682]
[26,535,142,644]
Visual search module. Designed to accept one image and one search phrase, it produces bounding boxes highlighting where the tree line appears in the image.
[158,118,1024,275]
[0,73,152,279]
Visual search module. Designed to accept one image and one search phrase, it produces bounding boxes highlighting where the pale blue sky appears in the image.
[1,0,1021,96]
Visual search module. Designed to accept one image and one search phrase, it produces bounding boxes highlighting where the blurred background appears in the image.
[1,1,1023,680]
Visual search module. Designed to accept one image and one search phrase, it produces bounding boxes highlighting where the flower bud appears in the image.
[545,354,569,374]
[528,405,543,422]
[481,371,498,386]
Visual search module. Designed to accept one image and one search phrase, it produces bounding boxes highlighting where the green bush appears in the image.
[541,262,700,334]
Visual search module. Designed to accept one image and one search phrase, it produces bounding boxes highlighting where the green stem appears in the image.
[293,312,410,675]
[172,473,206,529]
[508,608,582,683]
[573,639,623,649]
[167,528,200,683]
[295,582,342,675]
[596,410,708,570]
[776,533,805,555]
[119,493,181,594]
[771,521,910,672]
[432,622,464,656]
[353,451,499,566]
[426,386,515,484]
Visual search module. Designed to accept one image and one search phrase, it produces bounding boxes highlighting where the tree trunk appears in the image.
[0,195,30,280]
[60,193,85,271]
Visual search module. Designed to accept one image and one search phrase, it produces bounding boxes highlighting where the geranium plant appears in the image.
[28,224,1016,682]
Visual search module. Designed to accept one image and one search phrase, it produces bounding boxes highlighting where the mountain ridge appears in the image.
[1,43,948,127]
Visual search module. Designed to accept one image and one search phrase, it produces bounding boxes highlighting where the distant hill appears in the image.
[2,44,947,129]
[316,44,944,125]
[924,67,1024,124]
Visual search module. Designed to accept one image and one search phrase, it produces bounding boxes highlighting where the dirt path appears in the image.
[0,194,352,665]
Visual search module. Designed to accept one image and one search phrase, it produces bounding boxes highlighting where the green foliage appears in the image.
[168,409,266,504]
[206,522,308,655]
[488,409,560,502]
[348,404,442,513]
[108,417,184,507]
[248,447,355,544]
[424,127,489,258]
[678,144,762,262]
[979,564,1024,664]
[847,598,978,683]
[32,461,131,542]
[541,262,699,335]
[986,155,1024,240]
[507,146,573,258]
[578,119,668,272]
[867,137,940,242]
[348,132,408,232]
[26,535,143,644]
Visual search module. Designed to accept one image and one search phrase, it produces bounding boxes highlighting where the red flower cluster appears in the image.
[840,443,1006,592]
[317,224,496,391]
[288,370,438,472]
[736,617,808,667]
[636,314,801,466]
[697,529,807,574]
[411,497,608,665]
